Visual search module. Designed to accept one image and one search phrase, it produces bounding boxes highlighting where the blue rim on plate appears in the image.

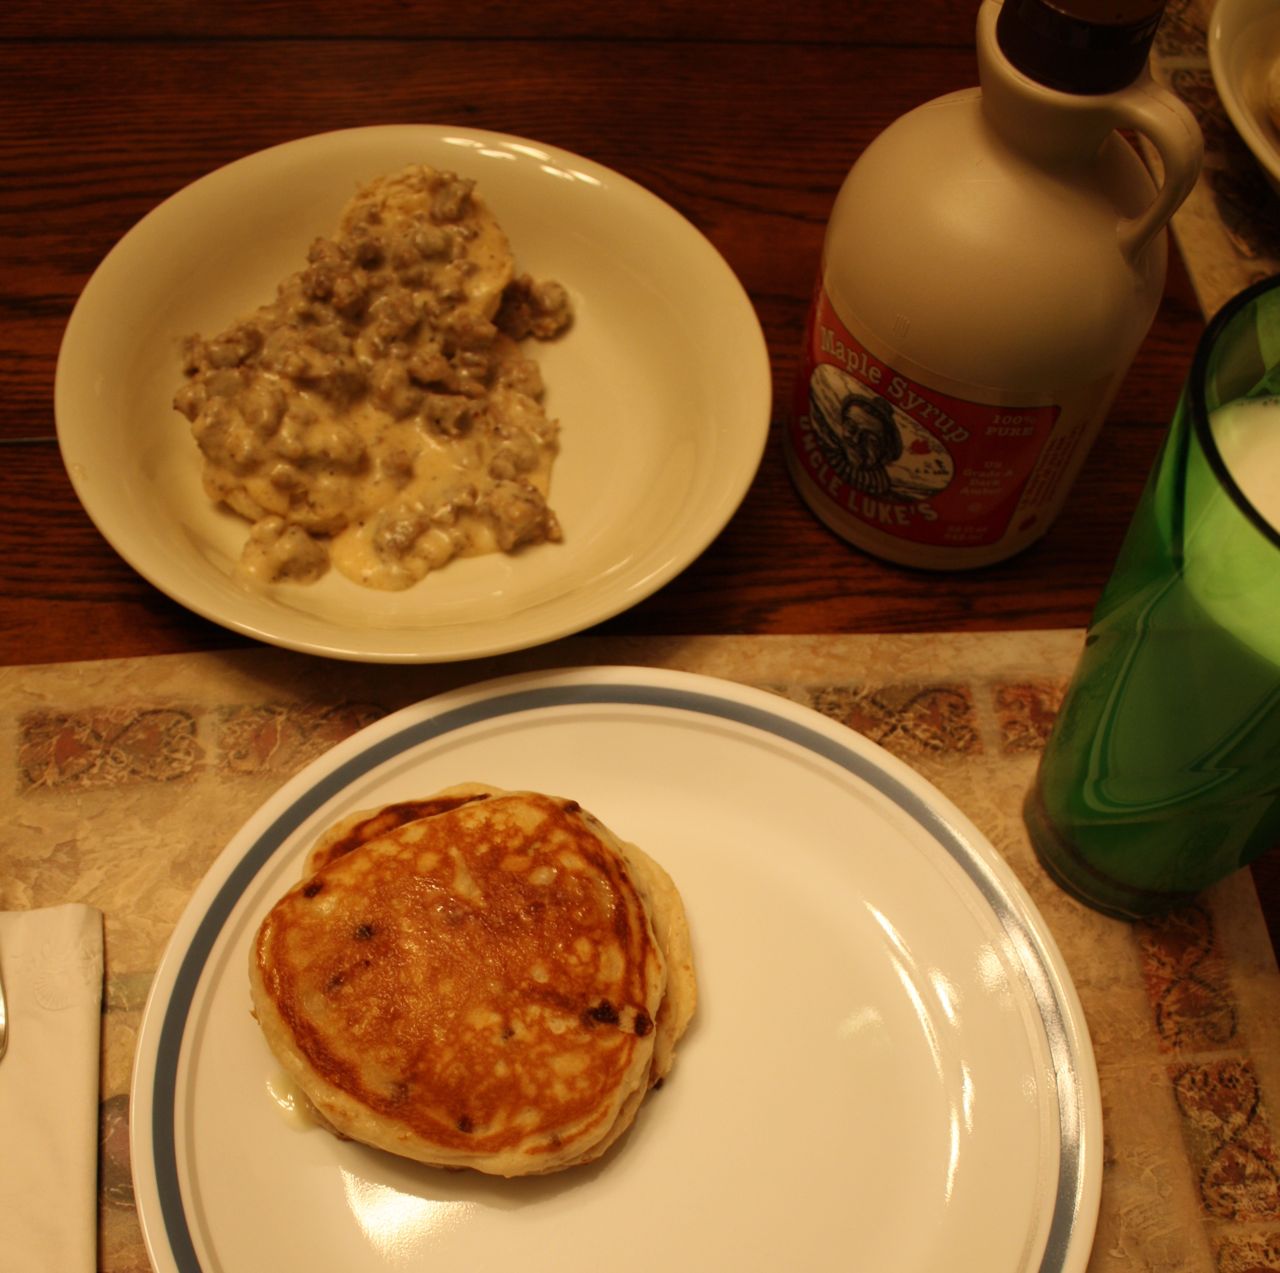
[135,669,1101,1272]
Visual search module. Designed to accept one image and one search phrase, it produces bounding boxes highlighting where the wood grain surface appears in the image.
[2,1,1274,948]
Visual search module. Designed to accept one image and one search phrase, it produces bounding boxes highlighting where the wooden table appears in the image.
[2,0,1276,950]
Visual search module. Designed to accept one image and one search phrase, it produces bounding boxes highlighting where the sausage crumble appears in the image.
[174,165,571,589]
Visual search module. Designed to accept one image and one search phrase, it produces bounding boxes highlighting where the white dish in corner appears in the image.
[1210,0,1280,195]
[55,126,770,662]
[130,667,1103,1273]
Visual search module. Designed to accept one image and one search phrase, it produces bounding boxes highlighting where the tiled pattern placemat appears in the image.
[2,632,1278,1272]
[1154,0,1280,318]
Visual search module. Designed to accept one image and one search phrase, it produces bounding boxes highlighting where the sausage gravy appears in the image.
[173,165,571,589]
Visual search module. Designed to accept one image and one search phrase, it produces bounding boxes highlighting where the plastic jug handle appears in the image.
[1111,79,1203,260]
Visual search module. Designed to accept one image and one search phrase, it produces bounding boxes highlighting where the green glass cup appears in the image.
[1024,274,1280,918]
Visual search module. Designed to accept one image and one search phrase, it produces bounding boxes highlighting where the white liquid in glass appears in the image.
[1210,395,1280,532]
[1183,395,1280,666]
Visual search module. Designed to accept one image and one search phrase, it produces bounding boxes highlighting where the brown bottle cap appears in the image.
[995,0,1166,94]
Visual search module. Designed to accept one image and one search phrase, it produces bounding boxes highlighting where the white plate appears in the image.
[55,127,770,662]
[1210,0,1280,197]
[130,667,1102,1273]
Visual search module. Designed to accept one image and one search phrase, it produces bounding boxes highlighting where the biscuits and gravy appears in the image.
[174,166,570,589]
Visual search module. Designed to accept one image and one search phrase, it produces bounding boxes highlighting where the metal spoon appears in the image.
[0,952,8,1062]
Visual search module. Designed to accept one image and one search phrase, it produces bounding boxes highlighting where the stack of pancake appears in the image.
[249,784,696,1176]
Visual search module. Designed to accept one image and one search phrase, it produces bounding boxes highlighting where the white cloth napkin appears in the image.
[0,904,104,1273]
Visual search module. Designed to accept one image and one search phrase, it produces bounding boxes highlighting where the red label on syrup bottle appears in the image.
[790,288,1061,550]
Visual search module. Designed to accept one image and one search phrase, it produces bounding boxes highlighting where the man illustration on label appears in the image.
[821,389,904,497]
[803,362,957,513]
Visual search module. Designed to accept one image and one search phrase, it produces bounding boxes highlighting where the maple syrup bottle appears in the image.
[787,0,1203,568]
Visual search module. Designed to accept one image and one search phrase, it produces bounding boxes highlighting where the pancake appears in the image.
[303,783,696,1086]
[250,786,695,1176]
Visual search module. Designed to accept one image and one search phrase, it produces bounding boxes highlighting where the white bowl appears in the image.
[1209,0,1280,196]
[55,126,771,663]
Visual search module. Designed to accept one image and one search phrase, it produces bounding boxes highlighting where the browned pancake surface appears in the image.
[254,791,663,1168]
[305,790,492,874]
